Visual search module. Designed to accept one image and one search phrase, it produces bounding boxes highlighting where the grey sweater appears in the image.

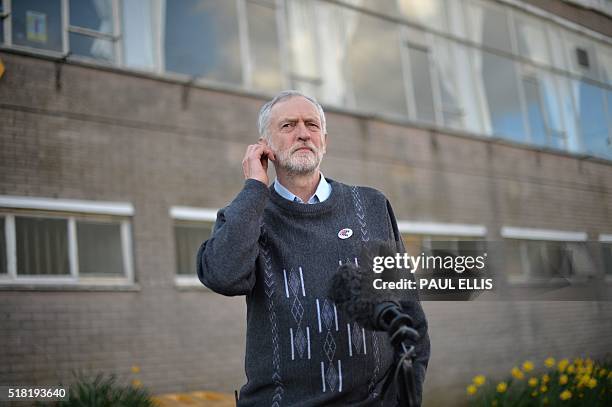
[197,179,430,406]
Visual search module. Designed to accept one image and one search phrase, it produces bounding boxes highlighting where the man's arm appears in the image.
[385,200,431,405]
[196,140,276,296]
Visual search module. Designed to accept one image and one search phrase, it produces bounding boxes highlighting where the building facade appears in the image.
[1,0,611,405]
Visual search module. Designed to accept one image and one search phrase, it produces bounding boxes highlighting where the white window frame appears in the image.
[398,221,487,237]
[170,206,217,288]
[0,195,134,287]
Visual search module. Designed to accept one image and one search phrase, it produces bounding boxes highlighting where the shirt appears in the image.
[273,173,332,204]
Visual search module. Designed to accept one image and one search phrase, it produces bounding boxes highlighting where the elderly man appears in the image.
[198,90,429,406]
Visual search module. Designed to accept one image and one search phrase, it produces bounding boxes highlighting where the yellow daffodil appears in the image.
[528,377,538,387]
[131,365,141,374]
[587,378,597,389]
[131,379,142,388]
[558,359,569,372]
[497,382,508,393]
[466,384,477,395]
[567,365,575,374]
[522,360,534,372]
[540,385,548,393]
[531,391,538,397]
[542,374,550,383]
[544,357,555,368]
[559,374,569,385]
[560,389,572,400]
[599,369,607,377]
[473,375,486,387]
[511,367,525,380]
[608,371,612,379]
[573,358,583,366]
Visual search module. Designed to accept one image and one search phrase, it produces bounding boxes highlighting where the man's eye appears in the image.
[308,123,320,128]
[282,123,293,128]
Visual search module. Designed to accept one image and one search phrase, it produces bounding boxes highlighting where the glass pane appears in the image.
[346,11,407,116]
[175,223,213,276]
[77,221,124,275]
[598,45,612,86]
[522,76,549,146]
[122,0,155,70]
[574,81,611,159]
[164,0,242,84]
[504,240,524,278]
[479,51,526,141]
[514,14,551,66]
[466,0,512,53]
[12,0,63,52]
[433,40,485,133]
[246,1,282,92]
[564,32,599,81]
[398,0,447,32]
[286,0,319,80]
[408,46,436,123]
[16,217,69,276]
[0,217,6,275]
[602,243,612,275]
[555,74,580,153]
[69,0,113,33]
[69,32,115,61]
[0,2,4,44]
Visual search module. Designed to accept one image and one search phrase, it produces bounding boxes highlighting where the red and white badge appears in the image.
[338,228,353,239]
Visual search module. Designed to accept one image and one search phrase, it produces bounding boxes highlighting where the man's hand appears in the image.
[242,138,276,185]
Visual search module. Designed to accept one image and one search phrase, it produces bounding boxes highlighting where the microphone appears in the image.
[329,243,420,343]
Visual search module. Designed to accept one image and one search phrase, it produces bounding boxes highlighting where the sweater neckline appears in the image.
[269,178,343,215]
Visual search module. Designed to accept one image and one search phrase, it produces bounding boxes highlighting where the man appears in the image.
[198,90,429,406]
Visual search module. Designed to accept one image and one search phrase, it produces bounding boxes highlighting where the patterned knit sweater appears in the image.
[197,179,430,406]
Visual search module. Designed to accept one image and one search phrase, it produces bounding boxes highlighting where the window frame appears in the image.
[0,195,134,287]
[170,205,217,288]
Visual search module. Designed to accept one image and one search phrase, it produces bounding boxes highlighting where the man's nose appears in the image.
[296,121,311,141]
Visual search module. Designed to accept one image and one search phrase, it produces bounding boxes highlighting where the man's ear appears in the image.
[323,132,328,151]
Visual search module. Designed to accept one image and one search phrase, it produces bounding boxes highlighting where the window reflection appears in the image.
[477,51,526,141]
[246,0,282,92]
[346,11,407,116]
[164,0,242,84]
[574,81,611,159]
[122,0,156,70]
[12,0,63,52]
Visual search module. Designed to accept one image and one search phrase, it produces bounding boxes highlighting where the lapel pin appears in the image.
[338,228,353,239]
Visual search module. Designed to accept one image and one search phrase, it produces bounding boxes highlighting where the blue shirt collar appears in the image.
[274,174,332,204]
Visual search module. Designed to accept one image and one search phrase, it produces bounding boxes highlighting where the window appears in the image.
[68,0,118,62]
[346,10,407,117]
[520,67,566,149]
[164,0,242,84]
[245,0,283,92]
[602,244,612,277]
[11,0,63,52]
[0,196,134,286]
[398,0,448,33]
[563,31,599,81]
[466,0,512,54]
[573,81,611,159]
[501,227,593,281]
[476,50,527,142]
[514,13,551,66]
[122,0,156,70]
[0,216,6,275]
[170,206,217,286]
[403,30,436,124]
[174,222,213,276]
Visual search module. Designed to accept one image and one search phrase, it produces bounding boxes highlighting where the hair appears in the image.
[257,90,327,141]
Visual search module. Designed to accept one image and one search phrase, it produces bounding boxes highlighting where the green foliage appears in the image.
[467,357,612,407]
[40,372,154,407]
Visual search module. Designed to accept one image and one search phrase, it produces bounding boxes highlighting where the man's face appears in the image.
[267,96,327,175]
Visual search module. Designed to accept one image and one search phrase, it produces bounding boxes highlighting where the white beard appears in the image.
[271,142,324,175]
